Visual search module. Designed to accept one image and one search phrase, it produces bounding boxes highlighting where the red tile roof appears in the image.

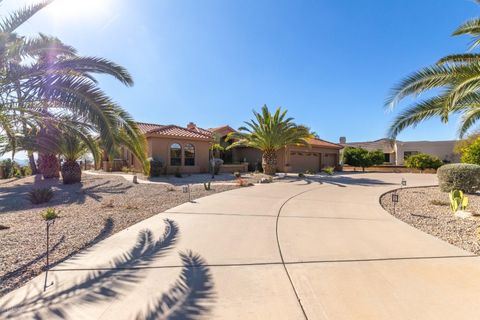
[307,138,343,149]
[137,122,212,140]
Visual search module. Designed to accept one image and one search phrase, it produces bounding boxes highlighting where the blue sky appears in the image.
[2,0,479,144]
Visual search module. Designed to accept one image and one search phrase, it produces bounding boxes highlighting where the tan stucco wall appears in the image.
[395,140,459,165]
[147,136,211,173]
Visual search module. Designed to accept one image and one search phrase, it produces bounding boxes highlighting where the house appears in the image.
[115,121,343,174]
[339,137,460,165]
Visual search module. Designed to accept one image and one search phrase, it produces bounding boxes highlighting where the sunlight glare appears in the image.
[47,0,111,19]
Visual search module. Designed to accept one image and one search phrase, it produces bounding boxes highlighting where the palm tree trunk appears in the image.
[28,151,38,174]
[262,150,277,175]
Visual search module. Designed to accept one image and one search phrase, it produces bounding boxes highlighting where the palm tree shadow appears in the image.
[137,251,216,320]
[0,219,179,319]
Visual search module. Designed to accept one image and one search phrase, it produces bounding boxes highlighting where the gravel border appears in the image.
[0,174,238,297]
[380,186,480,255]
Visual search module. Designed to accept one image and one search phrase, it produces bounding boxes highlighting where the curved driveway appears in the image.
[2,173,479,319]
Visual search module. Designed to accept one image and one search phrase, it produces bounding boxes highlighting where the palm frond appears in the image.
[0,1,53,33]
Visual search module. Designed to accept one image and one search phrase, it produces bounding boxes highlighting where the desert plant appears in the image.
[404,153,443,171]
[437,163,480,193]
[149,157,163,177]
[174,167,182,178]
[41,208,59,221]
[342,147,384,171]
[449,190,469,213]
[323,167,335,175]
[29,188,54,204]
[298,172,305,178]
[386,2,480,138]
[226,105,312,175]
[203,182,211,190]
[233,171,241,178]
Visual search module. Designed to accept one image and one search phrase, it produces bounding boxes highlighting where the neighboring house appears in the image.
[339,137,460,165]
[115,121,343,174]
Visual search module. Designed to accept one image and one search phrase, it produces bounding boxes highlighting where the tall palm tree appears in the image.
[386,1,480,138]
[0,1,149,176]
[226,105,312,175]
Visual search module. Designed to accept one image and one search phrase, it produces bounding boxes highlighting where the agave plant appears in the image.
[0,1,148,175]
[226,105,312,175]
[386,0,480,138]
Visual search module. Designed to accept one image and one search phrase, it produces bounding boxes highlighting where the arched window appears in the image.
[170,143,182,166]
[184,144,195,166]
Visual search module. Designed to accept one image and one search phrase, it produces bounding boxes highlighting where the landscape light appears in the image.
[401,178,407,187]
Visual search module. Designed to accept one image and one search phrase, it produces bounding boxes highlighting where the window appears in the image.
[184,144,195,166]
[404,151,418,160]
[384,153,390,163]
[170,143,182,166]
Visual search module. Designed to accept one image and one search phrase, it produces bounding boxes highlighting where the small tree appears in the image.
[405,153,443,171]
[460,138,480,165]
[342,147,384,171]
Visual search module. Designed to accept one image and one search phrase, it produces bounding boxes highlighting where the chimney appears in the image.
[339,136,346,144]
[187,122,197,130]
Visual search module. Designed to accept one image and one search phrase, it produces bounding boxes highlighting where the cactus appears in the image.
[203,182,211,191]
[449,190,469,213]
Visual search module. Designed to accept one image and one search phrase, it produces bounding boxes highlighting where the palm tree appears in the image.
[0,1,149,176]
[59,134,99,184]
[386,1,480,138]
[226,105,312,175]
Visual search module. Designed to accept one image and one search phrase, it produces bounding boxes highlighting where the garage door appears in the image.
[323,153,337,168]
[290,151,320,173]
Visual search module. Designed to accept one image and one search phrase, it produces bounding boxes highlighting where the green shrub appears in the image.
[29,188,54,204]
[148,158,163,177]
[437,163,480,193]
[342,147,384,171]
[0,159,14,179]
[298,172,305,178]
[460,138,480,165]
[322,167,334,175]
[41,208,59,221]
[404,153,443,171]
[174,167,182,178]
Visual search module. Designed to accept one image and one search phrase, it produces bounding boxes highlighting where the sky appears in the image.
[1,0,479,147]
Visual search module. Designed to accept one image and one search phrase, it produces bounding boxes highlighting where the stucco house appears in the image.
[114,121,342,174]
[339,137,460,165]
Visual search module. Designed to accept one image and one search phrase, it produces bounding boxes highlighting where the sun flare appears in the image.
[47,0,111,19]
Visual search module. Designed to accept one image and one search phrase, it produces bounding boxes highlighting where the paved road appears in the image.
[1,173,478,319]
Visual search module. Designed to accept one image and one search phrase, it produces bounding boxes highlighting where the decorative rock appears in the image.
[455,210,473,219]
[259,177,272,184]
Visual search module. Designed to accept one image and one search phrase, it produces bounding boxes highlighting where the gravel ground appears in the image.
[0,174,237,297]
[380,186,480,255]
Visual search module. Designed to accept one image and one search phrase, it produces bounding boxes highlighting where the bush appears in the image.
[29,188,54,204]
[0,159,14,179]
[322,167,334,175]
[233,171,241,178]
[342,147,384,171]
[404,153,443,171]
[148,158,163,177]
[437,163,480,193]
[460,138,480,165]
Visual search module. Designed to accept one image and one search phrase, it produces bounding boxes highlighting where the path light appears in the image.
[392,193,399,203]
[401,178,407,187]
[183,184,191,202]
[40,208,59,291]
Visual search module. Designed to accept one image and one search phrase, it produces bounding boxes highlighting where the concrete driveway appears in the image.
[1,173,479,319]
